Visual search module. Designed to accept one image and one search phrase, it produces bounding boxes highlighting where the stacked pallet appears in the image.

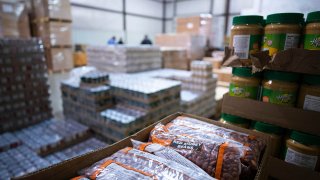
[161,47,189,70]
[86,45,162,73]
[31,0,73,72]
[0,39,52,132]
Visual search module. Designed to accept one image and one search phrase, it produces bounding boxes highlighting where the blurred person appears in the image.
[141,35,152,45]
[118,38,124,44]
[107,36,116,45]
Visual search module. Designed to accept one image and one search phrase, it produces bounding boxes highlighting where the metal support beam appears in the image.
[162,1,166,33]
[123,0,127,43]
[224,0,230,35]
[209,0,213,14]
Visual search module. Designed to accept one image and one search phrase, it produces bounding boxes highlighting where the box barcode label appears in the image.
[233,35,250,59]
[303,95,320,112]
[284,34,300,50]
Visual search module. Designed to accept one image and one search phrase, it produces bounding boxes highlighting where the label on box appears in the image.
[170,140,201,150]
[262,88,296,106]
[2,4,13,13]
[97,162,148,179]
[263,33,300,56]
[304,34,320,50]
[229,83,258,99]
[285,147,318,170]
[303,95,320,112]
[233,35,250,59]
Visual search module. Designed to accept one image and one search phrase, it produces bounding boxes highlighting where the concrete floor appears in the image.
[48,72,69,119]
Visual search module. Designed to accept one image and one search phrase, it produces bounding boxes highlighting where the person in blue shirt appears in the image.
[107,36,116,45]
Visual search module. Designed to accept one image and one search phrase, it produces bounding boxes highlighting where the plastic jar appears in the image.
[254,122,284,157]
[284,131,320,170]
[220,113,250,129]
[229,67,261,99]
[230,15,264,61]
[297,74,320,112]
[263,13,304,56]
[262,70,300,106]
[304,11,320,50]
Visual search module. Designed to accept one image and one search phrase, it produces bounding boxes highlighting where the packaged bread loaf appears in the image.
[149,123,244,179]
[81,147,211,180]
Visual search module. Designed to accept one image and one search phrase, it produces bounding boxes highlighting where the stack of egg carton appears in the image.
[180,60,216,117]
[62,70,113,124]
[0,38,52,132]
[0,133,21,152]
[86,45,162,73]
[100,75,181,141]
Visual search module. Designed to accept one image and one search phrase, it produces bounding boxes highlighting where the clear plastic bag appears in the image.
[169,116,266,169]
[131,139,214,180]
[81,147,211,180]
[149,124,244,179]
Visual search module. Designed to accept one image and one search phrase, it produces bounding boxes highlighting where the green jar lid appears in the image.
[232,15,264,25]
[303,74,320,85]
[264,70,300,82]
[306,11,320,23]
[232,67,262,78]
[266,13,304,24]
[222,113,250,124]
[290,131,320,146]
[254,122,284,135]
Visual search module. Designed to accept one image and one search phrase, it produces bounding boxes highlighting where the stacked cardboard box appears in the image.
[176,14,212,39]
[155,33,206,60]
[31,0,73,72]
[0,38,52,132]
[0,1,31,38]
[86,45,162,73]
[160,47,189,70]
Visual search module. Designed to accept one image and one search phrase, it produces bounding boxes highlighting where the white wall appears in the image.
[70,0,163,45]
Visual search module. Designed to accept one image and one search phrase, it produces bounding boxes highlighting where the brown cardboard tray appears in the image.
[17,112,272,180]
[258,156,320,180]
[222,94,320,136]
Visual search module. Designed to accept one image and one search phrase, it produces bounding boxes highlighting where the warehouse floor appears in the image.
[48,70,229,120]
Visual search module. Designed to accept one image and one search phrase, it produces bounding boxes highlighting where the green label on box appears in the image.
[229,83,258,99]
[304,34,320,50]
[233,34,262,59]
[262,88,296,106]
[263,33,300,56]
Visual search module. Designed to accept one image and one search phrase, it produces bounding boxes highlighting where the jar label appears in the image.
[262,88,296,106]
[304,34,320,50]
[285,147,318,170]
[233,34,262,59]
[263,33,300,56]
[229,83,258,99]
[303,94,320,112]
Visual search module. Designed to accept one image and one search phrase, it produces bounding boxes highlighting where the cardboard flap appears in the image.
[223,47,320,75]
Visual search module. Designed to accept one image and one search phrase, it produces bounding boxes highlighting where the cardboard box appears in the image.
[32,0,71,21]
[213,67,232,83]
[155,33,206,60]
[161,47,189,70]
[176,15,212,38]
[0,1,31,38]
[46,47,74,72]
[221,94,320,136]
[19,112,272,180]
[33,21,72,47]
[223,48,320,75]
[259,156,320,180]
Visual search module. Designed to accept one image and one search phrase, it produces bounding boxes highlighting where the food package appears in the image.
[46,47,74,72]
[149,123,245,179]
[168,116,266,170]
[81,147,213,180]
[131,139,213,179]
[161,47,189,70]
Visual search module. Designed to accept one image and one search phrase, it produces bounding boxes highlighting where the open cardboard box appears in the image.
[18,112,272,180]
[222,94,320,136]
